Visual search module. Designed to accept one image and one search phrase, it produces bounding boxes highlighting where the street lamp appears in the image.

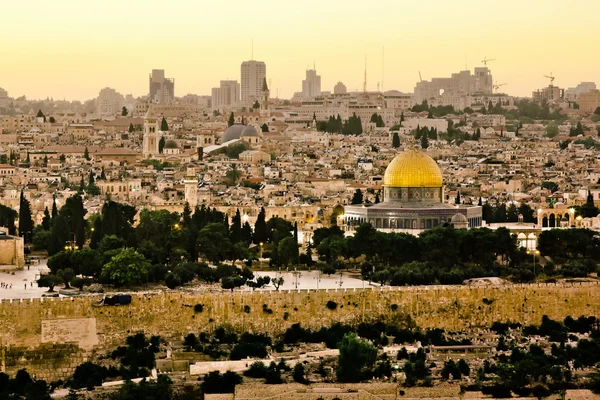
[526,249,540,277]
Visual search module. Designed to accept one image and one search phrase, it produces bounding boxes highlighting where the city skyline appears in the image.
[2,0,600,101]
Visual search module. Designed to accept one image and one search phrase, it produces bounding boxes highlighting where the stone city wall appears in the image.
[0,283,599,381]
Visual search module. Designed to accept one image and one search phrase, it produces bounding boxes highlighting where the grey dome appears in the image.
[241,125,259,137]
[451,213,468,223]
[222,124,246,142]
[164,139,178,149]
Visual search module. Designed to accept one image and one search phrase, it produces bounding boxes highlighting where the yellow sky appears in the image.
[1,0,599,101]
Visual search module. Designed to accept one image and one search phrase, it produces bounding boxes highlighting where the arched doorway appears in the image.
[542,215,548,228]
[549,214,556,228]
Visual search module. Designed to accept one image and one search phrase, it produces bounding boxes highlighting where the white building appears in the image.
[149,69,175,105]
[302,69,321,98]
[384,91,415,110]
[211,80,240,110]
[241,60,266,104]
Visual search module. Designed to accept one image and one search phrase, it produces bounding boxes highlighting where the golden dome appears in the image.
[383,149,443,188]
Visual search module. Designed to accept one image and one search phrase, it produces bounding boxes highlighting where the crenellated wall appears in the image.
[0,283,599,381]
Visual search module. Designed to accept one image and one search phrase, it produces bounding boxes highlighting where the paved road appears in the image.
[252,270,377,291]
[0,259,50,299]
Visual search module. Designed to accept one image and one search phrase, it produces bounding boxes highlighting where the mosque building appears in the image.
[343,149,482,234]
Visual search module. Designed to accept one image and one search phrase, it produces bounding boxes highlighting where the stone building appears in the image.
[344,149,482,234]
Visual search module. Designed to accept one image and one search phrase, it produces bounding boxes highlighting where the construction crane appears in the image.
[544,73,556,86]
[481,57,495,66]
[419,71,423,82]
[493,83,507,93]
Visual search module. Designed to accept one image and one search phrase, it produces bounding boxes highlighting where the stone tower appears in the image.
[142,105,161,158]
[184,169,198,207]
[260,77,270,117]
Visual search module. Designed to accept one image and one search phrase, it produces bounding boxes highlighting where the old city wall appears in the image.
[1,283,599,381]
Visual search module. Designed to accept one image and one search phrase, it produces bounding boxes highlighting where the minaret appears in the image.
[260,77,270,117]
[142,105,160,158]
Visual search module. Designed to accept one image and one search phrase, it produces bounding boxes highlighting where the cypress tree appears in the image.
[230,209,242,243]
[228,112,235,127]
[88,170,95,185]
[253,207,268,244]
[160,117,169,131]
[158,136,165,154]
[84,147,90,161]
[42,207,51,230]
[182,202,192,226]
[51,195,58,219]
[129,123,134,133]
[18,190,34,243]
[392,132,400,148]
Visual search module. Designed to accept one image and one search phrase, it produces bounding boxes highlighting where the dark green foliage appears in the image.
[336,333,377,382]
[200,371,242,394]
[107,375,173,400]
[326,300,337,310]
[70,362,108,389]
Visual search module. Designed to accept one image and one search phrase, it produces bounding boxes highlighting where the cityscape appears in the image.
[0,1,600,399]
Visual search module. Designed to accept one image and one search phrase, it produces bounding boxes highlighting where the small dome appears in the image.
[451,213,468,223]
[383,149,443,188]
[561,214,569,221]
[164,139,178,149]
[222,124,246,142]
[241,125,259,137]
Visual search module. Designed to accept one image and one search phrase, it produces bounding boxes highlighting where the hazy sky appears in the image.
[1,0,599,101]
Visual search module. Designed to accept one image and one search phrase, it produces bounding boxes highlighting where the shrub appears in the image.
[194,304,204,313]
[244,362,267,378]
[326,300,337,310]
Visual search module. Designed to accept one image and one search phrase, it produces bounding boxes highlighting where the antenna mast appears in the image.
[251,39,254,60]
[363,56,367,93]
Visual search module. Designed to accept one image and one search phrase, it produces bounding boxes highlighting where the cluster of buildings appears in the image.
[0,65,600,260]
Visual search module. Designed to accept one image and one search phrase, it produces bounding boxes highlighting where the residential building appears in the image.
[579,89,600,113]
[414,67,493,104]
[241,60,266,104]
[149,69,175,104]
[0,87,8,108]
[211,80,240,110]
[95,87,125,117]
[565,82,596,101]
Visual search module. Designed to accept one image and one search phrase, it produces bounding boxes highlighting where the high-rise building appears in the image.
[211,80,240,109]
[149,69,175,105]
[241,61,266,104]
[333,82,347,95]
[579,89,600,113]
[0,87,8,108]
[302,69,321,97]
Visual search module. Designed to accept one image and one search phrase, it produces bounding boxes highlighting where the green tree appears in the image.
[253,207,268,244]
[351,189,364,205]
[228,112,235,127]
[160,117,169,131]
[252,100,260,109]
[18,190,34,243]
[49,116,55,123]
[336,333,377,382]
[261,123,269,132]
[278,236,299,267]
[473,128,481,141]
[57,268,75,289]
[392,132,400,148]
[158,136,165,154]
[545,121,559,138]
[121,106,128,116]
[420,134,429,149]
[129,123,134,133]
[41,207,51,230]
[101,248,150,287]
[580,190,599,218]
[37,274,63,292]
